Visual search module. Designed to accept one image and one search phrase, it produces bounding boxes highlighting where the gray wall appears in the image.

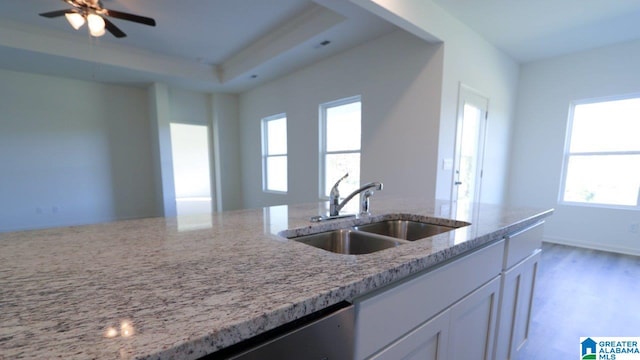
[0,68,243,232]
[238,30,444,209]
[508,39,640,255]
[212,93,242,211]
[351,0,520,206]
[0,69,158,231]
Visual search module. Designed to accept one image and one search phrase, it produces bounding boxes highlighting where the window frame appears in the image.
[319,95,362,199]
[559,94,640,210]
[261,113,288,194]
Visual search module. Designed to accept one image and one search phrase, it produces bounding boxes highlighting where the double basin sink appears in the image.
[287,216,469,255]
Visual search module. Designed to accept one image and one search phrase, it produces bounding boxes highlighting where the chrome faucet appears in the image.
[329,173,349,217]
[329,173,383,216]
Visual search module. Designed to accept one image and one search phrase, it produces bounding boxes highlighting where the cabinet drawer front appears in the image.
[354,240,504,360]
[504,221,544,269]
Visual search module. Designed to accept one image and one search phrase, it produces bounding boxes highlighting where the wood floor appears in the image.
[518,243,640,359]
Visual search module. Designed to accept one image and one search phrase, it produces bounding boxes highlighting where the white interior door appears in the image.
[452,85,488,219]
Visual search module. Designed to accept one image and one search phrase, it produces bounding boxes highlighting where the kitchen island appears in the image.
[0,197,552,359]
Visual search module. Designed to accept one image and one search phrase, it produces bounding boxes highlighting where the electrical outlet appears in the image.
[630,223,639,234]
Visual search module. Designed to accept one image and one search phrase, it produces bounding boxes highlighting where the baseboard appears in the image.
[0,213,159,233]
[544,236,640,257]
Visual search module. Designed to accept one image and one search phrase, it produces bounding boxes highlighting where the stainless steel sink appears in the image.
[287,215,469,255]
[354,220,458,241]
[292,229,406,255]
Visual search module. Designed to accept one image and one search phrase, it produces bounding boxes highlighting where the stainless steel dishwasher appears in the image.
[202,302,354,360]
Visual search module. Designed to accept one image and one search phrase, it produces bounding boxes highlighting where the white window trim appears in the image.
[318,95,362,199]
[558,95,640,210]
[261,113,287,194]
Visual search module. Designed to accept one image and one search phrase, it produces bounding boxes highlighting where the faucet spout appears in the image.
[332,181,383,216]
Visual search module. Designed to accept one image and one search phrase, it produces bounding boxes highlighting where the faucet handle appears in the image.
[329,173,349,216]
[330,173,349,198]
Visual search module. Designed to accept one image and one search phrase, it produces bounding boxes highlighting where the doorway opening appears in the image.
[169,123,213,223]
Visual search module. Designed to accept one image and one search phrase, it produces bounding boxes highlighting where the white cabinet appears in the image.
[494,221,544,360]
[494,250,540,360]
[448,277,500,360]
[370,309,450,360]
[353,220,545,360]
[367,276,501,360]
[354,241,504,360]
[502,221,544,270]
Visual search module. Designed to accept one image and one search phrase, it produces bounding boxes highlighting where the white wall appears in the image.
[149,85,243,214]
[509,39,640,255]
[239,29,444,209]
[352,0,520,206]
[169,87,211,127]
[167,88,242,211]
[0,70,242,231]
[0,69,158,231]
[212,93,243,210]
[148,83,176,217]
[436,26,519,205]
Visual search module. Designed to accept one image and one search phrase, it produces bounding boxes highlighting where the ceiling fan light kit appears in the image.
[39,0,156,39]
[87,13,105,37]
[64,12,85,30]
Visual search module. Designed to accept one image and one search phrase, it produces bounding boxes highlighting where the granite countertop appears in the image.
[0,196,553,359]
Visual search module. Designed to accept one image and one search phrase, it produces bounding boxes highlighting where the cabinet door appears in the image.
[448,277,500,360]
[495,250,540,360]
[370,310,450,360]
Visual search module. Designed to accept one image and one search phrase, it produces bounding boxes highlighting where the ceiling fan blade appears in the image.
[39,9,71,18]
[103,9,156,26]
[103,17,127,38]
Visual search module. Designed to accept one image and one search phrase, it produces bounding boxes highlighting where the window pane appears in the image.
[458,104,482,202]
[266,155,287,192]
[326,101,361,152]
[324,153,360,197]
[563,154,640,206]
[571,99,640,153]
[267,117,287,155]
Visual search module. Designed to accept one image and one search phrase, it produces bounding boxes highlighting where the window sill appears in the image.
[559,201,640,211]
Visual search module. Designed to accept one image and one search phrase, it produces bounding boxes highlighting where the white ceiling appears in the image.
[1,0,640,92]
[432,0,640,62]
[0,0,396,92]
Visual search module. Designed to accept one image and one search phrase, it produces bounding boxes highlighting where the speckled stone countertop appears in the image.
[0,197,552,359]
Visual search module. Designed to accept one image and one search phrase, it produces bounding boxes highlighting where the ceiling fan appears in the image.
[39,0,156,38]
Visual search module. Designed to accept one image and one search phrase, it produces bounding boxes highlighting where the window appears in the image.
[261,114,287,193]
[560,96,640,208]
[320,96,361,198]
